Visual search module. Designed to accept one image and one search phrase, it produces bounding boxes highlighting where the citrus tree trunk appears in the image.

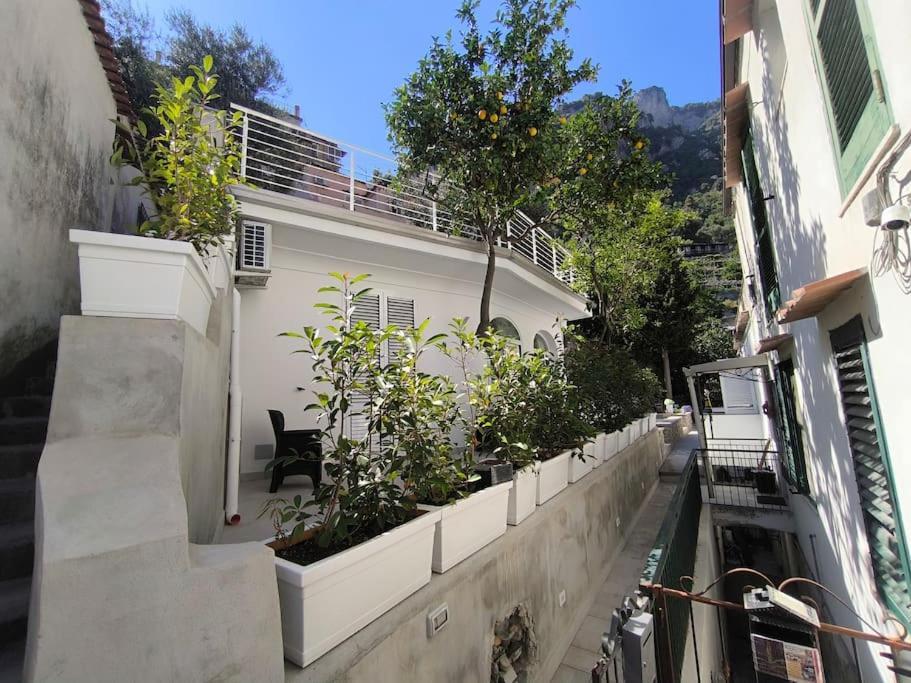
[661,346,673,400]
[477,235,497,335]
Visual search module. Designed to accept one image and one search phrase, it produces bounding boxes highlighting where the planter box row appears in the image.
[273,412,658,668]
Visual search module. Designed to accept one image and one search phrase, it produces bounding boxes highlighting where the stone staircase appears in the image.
[0,356,54,683]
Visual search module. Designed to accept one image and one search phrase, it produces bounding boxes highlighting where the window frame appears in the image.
[741,129,781,318]
[773,358,811,495]
[803,0,892,196]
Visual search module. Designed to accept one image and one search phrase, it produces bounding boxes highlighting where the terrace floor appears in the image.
[220,475,317,544]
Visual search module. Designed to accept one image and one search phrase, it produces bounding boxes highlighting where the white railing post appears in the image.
[432,202,438,231]
[348,150,356,212]
[239,113,249,179]
[506,220,512,248]
[531,229,538,264]
[551,242,558,275]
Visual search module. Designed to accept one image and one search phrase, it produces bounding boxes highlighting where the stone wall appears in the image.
[0,0,120,379]
[286,429,667,682]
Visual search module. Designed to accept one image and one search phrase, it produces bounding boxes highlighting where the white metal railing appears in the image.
[231,104,575,286]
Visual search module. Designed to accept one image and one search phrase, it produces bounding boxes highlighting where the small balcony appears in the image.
[231,104,575,287]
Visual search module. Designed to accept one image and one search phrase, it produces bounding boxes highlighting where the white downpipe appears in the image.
[225,287,243,525]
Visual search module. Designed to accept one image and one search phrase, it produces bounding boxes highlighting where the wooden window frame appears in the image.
[773,359,811,495]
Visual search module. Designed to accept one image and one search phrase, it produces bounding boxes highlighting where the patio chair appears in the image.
[267,410,322,493]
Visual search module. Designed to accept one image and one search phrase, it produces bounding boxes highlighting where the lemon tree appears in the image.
[385,0,596,334]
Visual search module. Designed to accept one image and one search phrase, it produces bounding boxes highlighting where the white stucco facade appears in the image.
[232,185,589,476]
[726,1,911,679]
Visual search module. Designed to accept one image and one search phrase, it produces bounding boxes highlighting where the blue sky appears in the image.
[136,0,720,156]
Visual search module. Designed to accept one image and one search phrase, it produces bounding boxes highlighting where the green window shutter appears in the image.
[774,360,810,494]
[831,317,911,627]
[741,132,780,316]
[808,0,891,192]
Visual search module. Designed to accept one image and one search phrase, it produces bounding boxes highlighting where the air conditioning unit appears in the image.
[239,221,271,271]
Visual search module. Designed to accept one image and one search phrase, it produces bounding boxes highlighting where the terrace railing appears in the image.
[698,439,788,511]
[232,104,575,286]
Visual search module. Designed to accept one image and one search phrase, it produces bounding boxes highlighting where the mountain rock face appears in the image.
[634,86,717,133]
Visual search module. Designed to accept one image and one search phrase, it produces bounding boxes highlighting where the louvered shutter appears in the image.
[809,0,891,190]
[831,317,911,625]
[386,297,415,359]
[741,133,780,314]
[348,294,381,441]
[240,222,270,270]
[773,360,810,493]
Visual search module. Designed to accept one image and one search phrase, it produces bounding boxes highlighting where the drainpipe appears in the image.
[225,287,242,525]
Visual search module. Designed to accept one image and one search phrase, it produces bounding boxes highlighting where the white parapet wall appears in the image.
[25,297,284,682]
[284,429,669,682]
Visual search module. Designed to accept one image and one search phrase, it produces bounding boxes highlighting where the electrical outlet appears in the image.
[558,590,566,607]
[427,603,449,637]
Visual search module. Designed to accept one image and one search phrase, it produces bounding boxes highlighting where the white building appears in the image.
[719,0,911,678]
[229,106,589,479]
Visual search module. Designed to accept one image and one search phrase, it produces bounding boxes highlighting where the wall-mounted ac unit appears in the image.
[239,221,271,271]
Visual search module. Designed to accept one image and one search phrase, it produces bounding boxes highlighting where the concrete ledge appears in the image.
[285,430,666,683]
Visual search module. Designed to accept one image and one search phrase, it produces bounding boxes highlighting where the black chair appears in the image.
[267,410,322,493]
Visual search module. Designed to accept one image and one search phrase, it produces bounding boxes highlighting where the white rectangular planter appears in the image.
[648,413,657,431]
[536,450,571,505]
[271,509,441,667]
[639,416,649,436]
[419,481,512,573]
[568,442,596,483]
[629,420,641,442]
[603,431,620,463]
[71,229,217,337]
[507,464,539,526]
[593,434,606,467]
[619,425,631,451]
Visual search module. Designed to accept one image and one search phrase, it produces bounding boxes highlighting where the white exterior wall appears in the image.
[730,2,911,679]
[234,188,589,475]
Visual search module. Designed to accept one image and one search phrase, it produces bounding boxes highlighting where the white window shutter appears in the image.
[240,221,270,270]
[720,372,758,413]
[386,297,415,358]
[348,294,381,441]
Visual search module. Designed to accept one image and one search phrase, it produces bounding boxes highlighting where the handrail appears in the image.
[231,105,575,286]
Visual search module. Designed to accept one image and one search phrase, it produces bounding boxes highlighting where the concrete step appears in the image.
[0,481,34,526]
[0,417,47,447]
[0,577,30,646]
[1,396,50,419]
[0,445,42,481]
[0,523,34,583]
[0,637,25,683]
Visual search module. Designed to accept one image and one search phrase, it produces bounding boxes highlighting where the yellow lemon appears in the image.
[635,140,645,150]
[528,127,538,137]
[559,116,567,125]
[500,105,507,115]
[478,109,487,120]
[497,91,504,100]
[491,133,498,140]
[490,113,499,123]
[587,153,593,161]
[579,167,588,175]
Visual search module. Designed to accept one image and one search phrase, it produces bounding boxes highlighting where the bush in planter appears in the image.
[380,322,477,505]
[564,336,662,433]
[113,55,243,253]
[262,273,411,555]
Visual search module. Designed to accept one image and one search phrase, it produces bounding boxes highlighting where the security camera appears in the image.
[881,203,910,231]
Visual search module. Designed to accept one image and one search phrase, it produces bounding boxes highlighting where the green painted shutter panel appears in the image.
[817,0,872,151]
[774,360,810,494]
[741,133,780,314]
[831,317,911,626]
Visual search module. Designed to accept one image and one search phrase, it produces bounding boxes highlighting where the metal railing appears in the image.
[640,450,702,683]
[698,441,788,511]
[232,104,575,286]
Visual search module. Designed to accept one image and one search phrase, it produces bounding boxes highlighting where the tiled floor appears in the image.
[220,475,317,544]
[550,432,699,681]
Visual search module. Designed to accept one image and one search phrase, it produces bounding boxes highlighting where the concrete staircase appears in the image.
[0,359,54,683]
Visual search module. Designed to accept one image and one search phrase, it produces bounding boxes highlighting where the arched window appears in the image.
[533,331,557,354]
[490,317,521,350]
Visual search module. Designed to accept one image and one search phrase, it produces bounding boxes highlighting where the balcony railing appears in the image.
[698,439,788,511]
[232,104,575,286]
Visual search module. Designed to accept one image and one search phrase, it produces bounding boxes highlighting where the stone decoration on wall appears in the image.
[491,604,538,683]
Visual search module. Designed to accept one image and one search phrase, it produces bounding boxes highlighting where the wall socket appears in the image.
[558,590,566,607]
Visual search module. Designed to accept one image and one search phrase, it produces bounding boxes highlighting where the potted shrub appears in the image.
[382,319,511,574]
[261,274,440,666]
[446,320,536,526]
[72,57,242,337]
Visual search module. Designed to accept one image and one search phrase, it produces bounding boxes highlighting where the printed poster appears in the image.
[751,634,824,682]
